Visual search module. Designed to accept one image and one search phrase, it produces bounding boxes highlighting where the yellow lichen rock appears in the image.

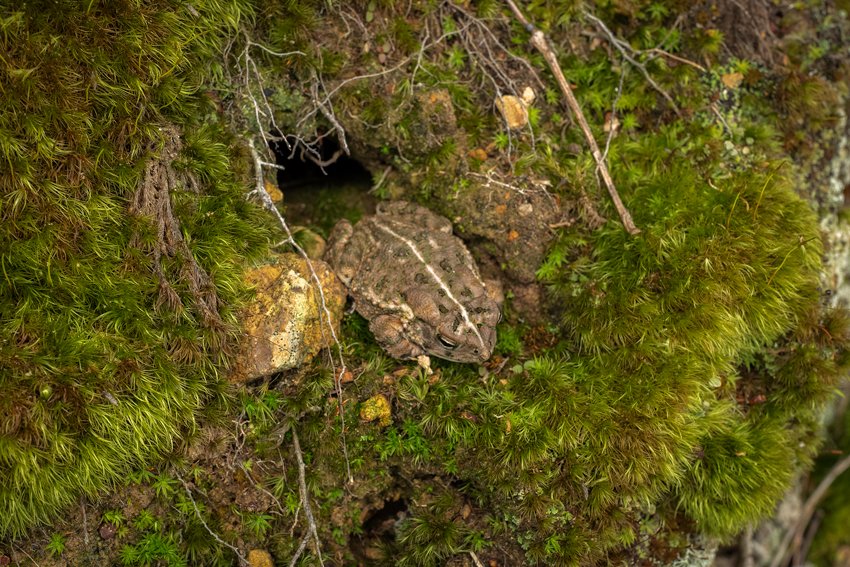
[360,394,392,427]
[264,178,283,203]
[229,253,346,383]
[248,549,274,567]
[495,94,529,130]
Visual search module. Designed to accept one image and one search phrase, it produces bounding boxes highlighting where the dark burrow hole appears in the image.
[351,497,409,559]
[269,134,375,229]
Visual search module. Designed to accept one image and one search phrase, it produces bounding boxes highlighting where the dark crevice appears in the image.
[350,497,409,561]
[271,134,372,192]
[361,497,408,535]
[268,133,374,229]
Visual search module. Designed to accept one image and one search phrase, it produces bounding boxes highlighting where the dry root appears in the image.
[130,125,223,332]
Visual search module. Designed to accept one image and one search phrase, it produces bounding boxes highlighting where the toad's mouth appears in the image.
[423,332,493,364]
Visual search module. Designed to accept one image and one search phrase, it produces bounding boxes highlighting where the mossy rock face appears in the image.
[239,1,850,563]
[3,0,850,564]
[443,172,561,285]
[0,0,266,537]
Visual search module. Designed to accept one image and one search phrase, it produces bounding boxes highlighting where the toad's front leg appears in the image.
[324,219,355,285]
[368,313,426,360]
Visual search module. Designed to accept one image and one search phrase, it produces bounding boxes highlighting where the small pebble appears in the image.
[99,523,117,540]
[494,95,528,130]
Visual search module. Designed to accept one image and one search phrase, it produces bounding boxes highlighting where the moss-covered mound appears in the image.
[2,1,848,565]
[351,159,843,564]
[223,2,849,564]
[0,0,266,537]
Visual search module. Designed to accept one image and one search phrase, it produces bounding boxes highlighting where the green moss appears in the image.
[6,0,841,563]
[373,154,836,562]
[471,140,835,555]
[229,1,848,562]
[0,0,267,537]
[355,10,839,554]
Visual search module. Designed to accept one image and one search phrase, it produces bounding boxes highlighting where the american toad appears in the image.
[325,201,500,363]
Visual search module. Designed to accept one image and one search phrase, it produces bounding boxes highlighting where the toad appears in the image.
[325,201,500,363]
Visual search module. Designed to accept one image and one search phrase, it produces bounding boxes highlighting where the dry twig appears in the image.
[503,0,640,235]
[583,12,680,116]
[246,138,353,487]
[795,509,824,566]
[177,473,251,566]
[80,497,89,548]
[769,453,850,567]
[446,1,547,156]
[601,61,626,163]
[646,47,706,72]
[11,545,41,567]
[292,427,324,566]
[288,532,312,567]
[232,34,356,567]
[239,461,288,518]
[740,525,754,567]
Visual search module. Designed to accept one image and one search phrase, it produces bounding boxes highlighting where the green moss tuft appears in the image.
[674,404,797,535]
[0,0,267,537]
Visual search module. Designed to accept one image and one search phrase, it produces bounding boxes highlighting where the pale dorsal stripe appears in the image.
[372,219,487,353]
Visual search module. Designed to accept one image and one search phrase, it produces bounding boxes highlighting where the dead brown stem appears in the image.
[292,427,324,566]
[503,0,640,235]
[130,125,225,332]
[770,453,850,567]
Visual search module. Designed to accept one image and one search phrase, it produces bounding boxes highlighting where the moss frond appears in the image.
[0,0,267,537]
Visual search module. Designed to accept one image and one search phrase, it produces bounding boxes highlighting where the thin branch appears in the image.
[601,60,626,163]
[370,165,393,194]
[305,57,413,124]
[239,462,288,518]
[503,0,640,235]
[444,3,528,158]
[769,453,850,567]
[301,13,467,132]
[177,473,251,566]
[795,509,824,566]
[247,138,353,485]
[584,12,680,115]
[447,2,546,92]
[309,68,350,156]
[292,427,324,566]
[740,525,754,567]
[301,144,345,168]
[11,544,41,567]
[646,48,706,72]
[80,496,89,548]
[244,40,305,59]
[288,532,312,567]
[710,102,733,136]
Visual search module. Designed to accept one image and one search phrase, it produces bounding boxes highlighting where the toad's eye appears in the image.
[437,335,457,349]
